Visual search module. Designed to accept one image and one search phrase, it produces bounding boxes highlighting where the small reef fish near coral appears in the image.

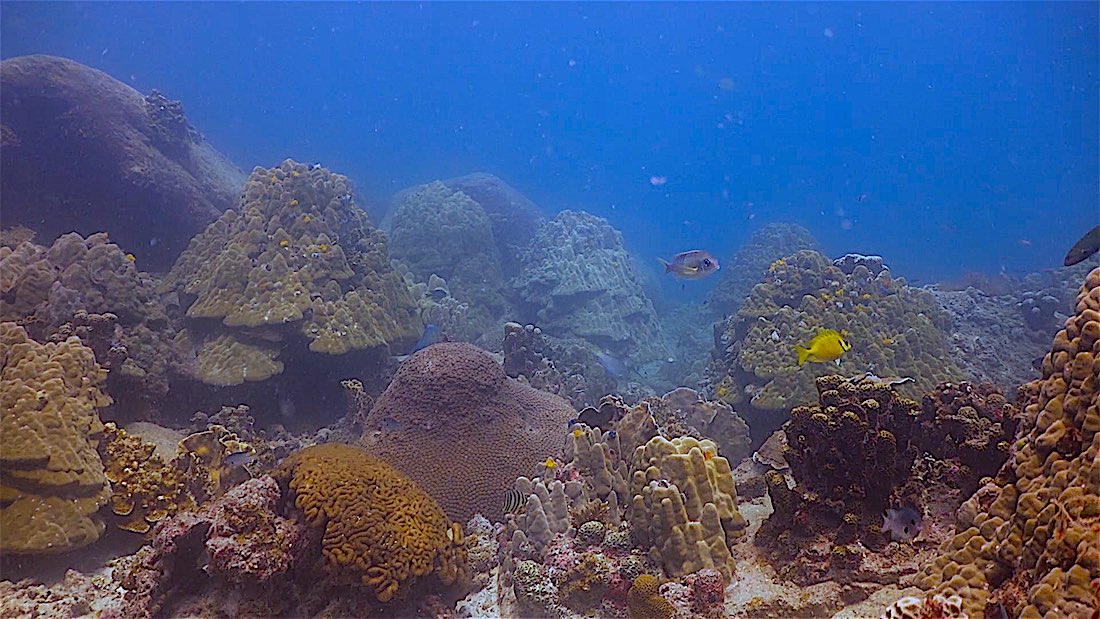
[658,249,720,279]
[794,328,852,366]
[1,6,1098,619]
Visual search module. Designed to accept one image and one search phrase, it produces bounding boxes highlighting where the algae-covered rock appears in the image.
[164,160,421,386]
[512,210,669,364]
[709,250,963,440]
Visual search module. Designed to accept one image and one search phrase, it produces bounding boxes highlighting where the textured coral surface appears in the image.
[165,159,421,385]
[0,55,243,270]
[919,267,1100,619]
[0,322,112,554]
[275,443,467,603]
[365,341,575,523]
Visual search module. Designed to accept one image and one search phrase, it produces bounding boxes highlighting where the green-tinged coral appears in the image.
[0,322,112,554]
[163,160,421,384]
[183,332,284,387]
[707,223,820,317]
[626,574,674,619]
[274,443,468,604]
[709,249,963,432]
[918,268,1100,619]
[512,210,669,365]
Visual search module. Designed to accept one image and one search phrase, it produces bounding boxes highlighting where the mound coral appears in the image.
[709,249,963,439]
[364,342,575,523]
[274,443,467,603]
[0,232,182,420]
[0,322,112,554]
[502,321,618,409]
[388,180,508,331]
[917,267,1100,618]
[707,222,820,317]
[440,172,545,278]
[0,55,243,270]
[164,160,421,385]
[512,210,669,365]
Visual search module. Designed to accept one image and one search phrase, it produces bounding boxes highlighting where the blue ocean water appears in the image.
[2,1,1096,298]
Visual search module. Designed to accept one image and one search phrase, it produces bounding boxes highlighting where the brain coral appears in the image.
[0,322,112,554]
[917,267,1100,619]
[364,342,576,523]
[274,443,467,603]
[163,160,421,385]
[512,210,669,364]
[709,249,964,438]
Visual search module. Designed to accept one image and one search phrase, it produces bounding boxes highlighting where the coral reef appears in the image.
[880,593,967,619]
[0,55,243,270]
[707,223,820,318]
[388,180,509,337]
[0,322,112,554]
[709,249,964,441]
[917,267,1100,618]
[100,423,197,534]
[629,435,746,580]
[0,231,183,420]
[441,172,546,279]
[643,387,752,466]
[502,321,618,409]
[274,443,467,603]
[364,341,575,523]
[626,574,674,619]
[163,159,421,385]
[512,210,669,366]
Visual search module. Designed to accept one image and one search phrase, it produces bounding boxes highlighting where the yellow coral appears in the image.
[100,423,197,534]
[627,574,674,619]
[0,323,112,554]
[274,443,467,603]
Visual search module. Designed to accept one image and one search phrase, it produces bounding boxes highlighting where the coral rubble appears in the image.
[0,322,112,555]
[164,159,421,385]
[364,341,575,523]
[917,267,1100,618]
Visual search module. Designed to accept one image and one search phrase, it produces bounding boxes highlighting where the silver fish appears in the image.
[659,250,720,280]
[881,506,923,542]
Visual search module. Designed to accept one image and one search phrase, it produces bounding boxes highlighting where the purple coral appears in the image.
[684,568,725,616]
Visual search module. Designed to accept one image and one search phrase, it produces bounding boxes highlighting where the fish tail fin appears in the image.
[657,258,672,273]
[795,346,810,366]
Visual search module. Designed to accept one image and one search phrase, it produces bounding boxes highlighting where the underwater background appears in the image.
[4,2,1097,293]
[1,2,1099,619]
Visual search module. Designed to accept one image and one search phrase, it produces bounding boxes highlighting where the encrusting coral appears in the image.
[274,443,468,604]
[163,159,421,385]
[0,322,112,554]
[363,341,575,523]
[916,267,1100,619]
[709,249,964,438]
[626,574,675,619]
[100,423,197,534]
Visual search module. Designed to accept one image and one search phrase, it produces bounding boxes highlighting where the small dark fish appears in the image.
[567,418,579,428]
[577,400,622,429]
[658,250,720,280]
[409,324,442,355]
[881,505,923,542]
[310,162,323,171]
[605,430,617,440]
[857,192,869,203]
[380,416,400,432]
[503,488,526,515]
[223,450,256,468]
[1064,224,1100,266]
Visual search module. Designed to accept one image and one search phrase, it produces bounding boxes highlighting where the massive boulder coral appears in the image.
[707,223,820,317]
[0,231,182,420]
[387,180,509,335]
[512,210,669,365]
[274,443,468,603]
[709,249,964,439]
[917,267,1100,619]
[441,172,546,279]
[0,322,112,554]
[363,341,575,522]
[0,55,244,270]
[502,321,618,409]
[163,159,421,386]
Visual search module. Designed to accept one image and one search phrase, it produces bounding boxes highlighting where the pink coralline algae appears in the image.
[684,568,726,616]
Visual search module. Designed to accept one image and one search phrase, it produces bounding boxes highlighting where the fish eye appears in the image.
[903,526,909,534]
[702,259,712,267]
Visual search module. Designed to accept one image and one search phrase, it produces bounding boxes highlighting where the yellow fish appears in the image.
[795,329,851,366]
